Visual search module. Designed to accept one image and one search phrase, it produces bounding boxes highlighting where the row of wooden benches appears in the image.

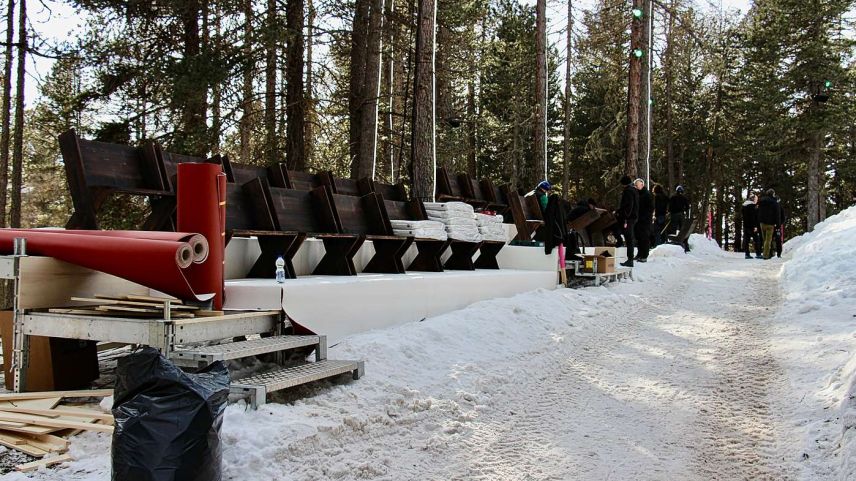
[59,130,514,278]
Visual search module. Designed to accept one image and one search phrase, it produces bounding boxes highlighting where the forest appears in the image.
[0,0,853,247]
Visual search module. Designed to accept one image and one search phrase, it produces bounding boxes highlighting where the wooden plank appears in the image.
[73,297,198,310]
[0,413,114,433]
[0,389,112,402]
[172,310,281,325]
[0,431,67,453]
[124,294,184,304]
[95,305,159,314]
[195,310,224,317]
[0,433,49,457]
[16,453,74,472]
[0,406,113,422]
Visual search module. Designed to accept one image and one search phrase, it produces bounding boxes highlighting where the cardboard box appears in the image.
[581,255,616,274]
[593,246,616,258]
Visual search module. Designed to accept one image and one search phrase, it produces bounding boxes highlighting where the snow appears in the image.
[4,208,856,480]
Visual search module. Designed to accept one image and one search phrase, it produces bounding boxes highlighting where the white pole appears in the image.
[431,0,437,202]
[543,10,549,180]
[389,57,395,182]
[371,0,386,181]
[645,0,653,187]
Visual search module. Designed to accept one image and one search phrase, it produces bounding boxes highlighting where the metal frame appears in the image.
[565,259,633,287]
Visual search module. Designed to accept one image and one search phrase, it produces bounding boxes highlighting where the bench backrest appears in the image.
[436,167,467,199]
[319,172,370,197]
[383,199,426,222]
[362,179,409,202]
[286,170,324,191]
[244,178,338,233]
[480,178,508,206]
[60,129,166,194]
[225,181,270,232]
[329,191,393,236]
[219,156,289,188]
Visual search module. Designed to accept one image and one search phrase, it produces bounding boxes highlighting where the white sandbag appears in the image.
[390,219,445,230]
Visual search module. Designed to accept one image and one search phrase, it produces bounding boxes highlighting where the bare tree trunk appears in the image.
[286,0,306,170]
[264,0,278,166]
[9,0,25,228]
[533,0,547,187]
[410,0,435,201]
[806,128,822,230]
[664,2,675,191]
[0,0,15,228]
[466,20,477,178]
[349,0,371,176]
[240,0,254,163]
[357,0,384,179]
[304,0,315,170]
[562,0,573,199]
[384,0,397,183]
[625,0,643,178]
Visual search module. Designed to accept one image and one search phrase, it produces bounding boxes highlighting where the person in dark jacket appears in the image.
[616,175,638,267]
[633,179,654,262]
[527,180,551,213]
[538,194,570,255]
[774,198,786,258]
[668,185,690,236]
[757,189,781,259]
[740,194,762,259]
[652,184,669,246]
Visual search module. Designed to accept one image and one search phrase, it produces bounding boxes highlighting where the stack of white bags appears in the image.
[390,219,448,241]
[424,202,503,243]
[475,213,507,242]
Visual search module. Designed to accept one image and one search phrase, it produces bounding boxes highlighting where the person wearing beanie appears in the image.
[633,178,653,262]
[758,188,781,259]
[668,185,690,237]
[616,175,638,267]
[527,180,552,213]
[651,184,670,246]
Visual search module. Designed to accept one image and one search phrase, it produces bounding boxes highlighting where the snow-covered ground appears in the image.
[3,209,856,480]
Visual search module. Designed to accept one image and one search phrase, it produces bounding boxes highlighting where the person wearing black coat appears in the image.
[740,194,762,259]
[537,193,571,255]
[757,189,781,259]
[616,175,638,267]
[668,186,690,236]
[774,199,786,258]
[652,184,669,246]
[633,179,654,262]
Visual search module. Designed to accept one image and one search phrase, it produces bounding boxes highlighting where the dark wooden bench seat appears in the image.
[383,197,449,272]
[436,167,486,208]
[327,190,413,274]
[501,184,544,241]
[459,173,508,214]
[244,179,366,276]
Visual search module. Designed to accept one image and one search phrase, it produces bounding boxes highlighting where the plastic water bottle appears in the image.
[275,256,286,284]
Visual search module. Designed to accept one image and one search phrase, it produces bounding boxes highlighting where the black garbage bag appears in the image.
[112,347,230,481]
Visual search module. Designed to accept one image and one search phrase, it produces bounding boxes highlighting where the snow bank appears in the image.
[773,205,856,480]
[687,233,729,257]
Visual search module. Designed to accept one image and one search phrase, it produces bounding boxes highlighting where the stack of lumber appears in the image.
[47,294,223,319]
[0,389,112,472]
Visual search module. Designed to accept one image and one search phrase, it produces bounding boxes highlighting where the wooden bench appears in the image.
[245,179,365,276]
[327,190,413,274]
[219,155,289,187]
[60,129,172,229]
[459,174,508,214]
[286,170,324,191]
[586,209,618,246]
[363,179,409,202]
[436,167,486,208]
[382,198,449,272]
[319,172,368,197]
[500,184,544,241]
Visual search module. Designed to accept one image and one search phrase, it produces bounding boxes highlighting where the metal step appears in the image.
[169,335,326,368]
[231,359,365,408]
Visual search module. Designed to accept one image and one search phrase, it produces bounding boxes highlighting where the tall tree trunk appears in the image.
[10,0,24,228]
[533,0,547,187]
[286,0,306,170]
[0,0,14,228]
[240,0,254,163]
[350,0,371,176]
[466,70,477,177]
[806,128,822,230]
[562,0,573,199]
[625,0,643,178]
[178,0,207,156]
[357,0,384,179]
[384,0,397,183]
[264,0,278,166]
[664,2,675,191]
[304,0,315,170]
[410,0,435,201]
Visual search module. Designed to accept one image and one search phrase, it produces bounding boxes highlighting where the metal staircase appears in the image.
[166,315,364,408]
